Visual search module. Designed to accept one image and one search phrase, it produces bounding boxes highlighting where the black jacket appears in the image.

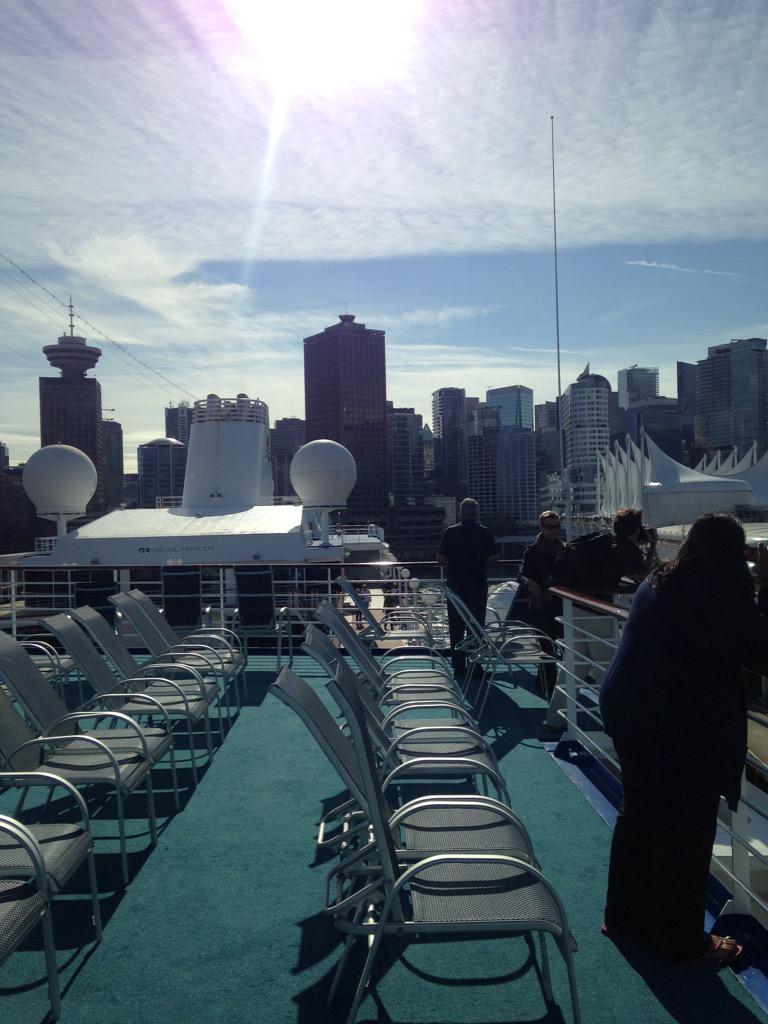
[600,567,768,809]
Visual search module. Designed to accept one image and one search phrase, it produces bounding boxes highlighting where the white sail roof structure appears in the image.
[719,445,768,504]
[597,433,753,526]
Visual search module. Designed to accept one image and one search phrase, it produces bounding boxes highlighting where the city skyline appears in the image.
[1,1,766,467]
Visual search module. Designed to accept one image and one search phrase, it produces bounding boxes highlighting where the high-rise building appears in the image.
[138,438,187,507]
[468,404,500,513]
[534,400,561,495]
[561,366,611,514]
[677,361,697,465]
[270,417,306,498]
[695,338,768,457]
[486,386,534,429]
[39,305,104,510]
[431,387,467,490]
[617,365,659,409]
[386,404,425,507]
[421,424,435,479]
[165,401,192,445]
[303,314,387,524]
[625,398,683,461]
[0,442,9,471]
[473,387,537,523]
[102,419,125,510]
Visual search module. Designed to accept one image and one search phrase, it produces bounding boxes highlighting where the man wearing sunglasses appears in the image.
[520,511,565,695]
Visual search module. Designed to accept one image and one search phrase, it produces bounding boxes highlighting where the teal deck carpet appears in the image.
[2,655,767,1024]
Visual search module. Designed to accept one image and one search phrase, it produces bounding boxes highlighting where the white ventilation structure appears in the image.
[181,394,273,510]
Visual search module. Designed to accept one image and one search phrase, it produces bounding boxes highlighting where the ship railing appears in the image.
[551,585,768,929]
[0,560,521,642]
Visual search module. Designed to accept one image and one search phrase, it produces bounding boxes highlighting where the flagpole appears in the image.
[551,115,564,475]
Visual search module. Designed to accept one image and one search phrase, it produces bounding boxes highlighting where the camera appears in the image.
[637,525,656,544]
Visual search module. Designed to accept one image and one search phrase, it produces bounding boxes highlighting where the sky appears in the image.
[1,0,766,472]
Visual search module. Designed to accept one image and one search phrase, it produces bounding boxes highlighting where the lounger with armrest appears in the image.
[0,815,61,1020]
[0,638,171,885]
[46,609,219,782]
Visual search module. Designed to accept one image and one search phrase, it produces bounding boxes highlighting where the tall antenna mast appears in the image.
[550,116,564,474]
[68,296,75,337]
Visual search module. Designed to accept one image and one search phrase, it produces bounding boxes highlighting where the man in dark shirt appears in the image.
[437,498,497,676]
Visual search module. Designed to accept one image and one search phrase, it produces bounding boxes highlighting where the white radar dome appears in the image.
[23,445,97,516]
[290,440,356,508]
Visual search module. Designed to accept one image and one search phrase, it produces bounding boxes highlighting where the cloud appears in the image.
[625,260,739,278]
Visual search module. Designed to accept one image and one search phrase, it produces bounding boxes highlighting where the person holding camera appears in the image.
[612,507,658,583]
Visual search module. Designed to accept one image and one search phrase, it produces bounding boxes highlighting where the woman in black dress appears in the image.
[599,513,768,966]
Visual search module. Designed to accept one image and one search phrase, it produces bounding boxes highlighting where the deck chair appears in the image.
[73,571,118,627]
[322,675,581,1024]
[302,625,476,729]
[327,658,511,804]
[233,566,290,668]
[45,610,218,783]
[315,602,463,709]
[160,565,204,632]
[0,638,169,885]
[0,773,102,940]
[269,667,535,863]
[441,586,560,716]
[0,815,61,1020]
[334,576,434,646]
[109,589,245,713]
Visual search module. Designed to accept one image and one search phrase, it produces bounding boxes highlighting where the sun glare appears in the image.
[224,0,421,97]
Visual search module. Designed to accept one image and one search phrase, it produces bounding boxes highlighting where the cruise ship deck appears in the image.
[2,651,767,1024]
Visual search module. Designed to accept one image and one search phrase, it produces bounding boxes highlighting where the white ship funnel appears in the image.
[181,394,273,511]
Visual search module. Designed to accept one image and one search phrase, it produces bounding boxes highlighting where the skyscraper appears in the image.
[138,438,187,507]
[483,386,536,522]
[431,387,467,490]
[386,404,425,506]
[303,314,387,524]
[102,419,125,511]
[561,366,611,514]
[677,361,697,464]
[165,401,192,445]
[39,304,104,510]
[486,386,534,429]
[617,366,659,409]
[0,441,8,471]
[270,417,306,498]
[695,338,768,457]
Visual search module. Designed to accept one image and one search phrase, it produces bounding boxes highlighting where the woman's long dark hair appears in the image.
[650,513,751,593]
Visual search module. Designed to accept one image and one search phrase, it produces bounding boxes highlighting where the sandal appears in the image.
[684,934,743,968]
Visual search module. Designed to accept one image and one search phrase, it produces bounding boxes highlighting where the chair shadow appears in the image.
[295,929,569,1024]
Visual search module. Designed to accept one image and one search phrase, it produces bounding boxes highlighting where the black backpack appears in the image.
[552,532,617,589]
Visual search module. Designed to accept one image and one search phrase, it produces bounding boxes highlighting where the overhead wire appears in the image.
[0,251,199,402]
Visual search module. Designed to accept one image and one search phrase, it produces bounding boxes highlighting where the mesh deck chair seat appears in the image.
[269,667,535,865]
[439,585,560,715]
[49,608,219,783]
[233,566,290,667]
[314,602,464,710]
[109,589,245,715]
[0,816,61,1020]
[0,638,169,886]
[334,576,435,646]
[302,626,509,800]
[321,675,581,1024]
[0,772,102,940]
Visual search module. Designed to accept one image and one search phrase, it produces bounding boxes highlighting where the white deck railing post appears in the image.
[561,596,577,740]
[725,768,752,914]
